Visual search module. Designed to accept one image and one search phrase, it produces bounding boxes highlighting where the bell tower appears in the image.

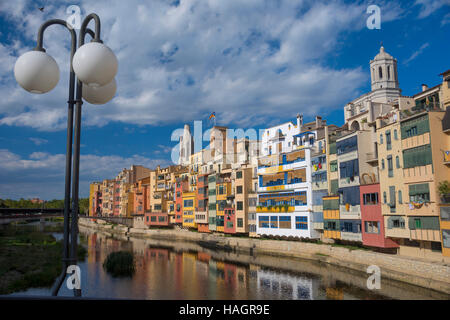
[370,45,399,91]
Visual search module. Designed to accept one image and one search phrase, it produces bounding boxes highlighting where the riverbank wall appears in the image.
[79,217,450,294]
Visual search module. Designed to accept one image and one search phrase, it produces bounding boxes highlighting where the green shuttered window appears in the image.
[323,198,339,210]
[402,144,432,169]
[401,114,429,139]
[408,216,440,230]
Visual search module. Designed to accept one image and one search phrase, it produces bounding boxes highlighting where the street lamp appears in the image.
[13,13,117,297]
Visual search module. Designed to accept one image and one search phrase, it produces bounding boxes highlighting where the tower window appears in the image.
[379,67,383,79]
[387,66,390,79]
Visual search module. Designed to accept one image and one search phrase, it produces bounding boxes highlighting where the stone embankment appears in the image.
[79,217,450,295]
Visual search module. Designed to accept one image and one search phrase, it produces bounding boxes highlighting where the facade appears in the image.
[256,116,329,238]
[182,191,197,228]
[87,54,449,261]
[195,174,209,232]
[89,182,102,217]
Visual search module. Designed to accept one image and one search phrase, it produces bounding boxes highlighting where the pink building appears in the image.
[360,183,398,251]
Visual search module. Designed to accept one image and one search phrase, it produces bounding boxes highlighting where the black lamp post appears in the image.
[14,13,118,297]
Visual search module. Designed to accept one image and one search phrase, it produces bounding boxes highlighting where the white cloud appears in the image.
[414,0,450,19]
[0,0,405,131]
[403,42,430,65]
[0,149,170,199]
[29,137,49,145]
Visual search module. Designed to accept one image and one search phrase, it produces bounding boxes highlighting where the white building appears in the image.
[256,115,327,239]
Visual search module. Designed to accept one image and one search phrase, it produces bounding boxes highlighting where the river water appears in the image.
[3,223,449,300]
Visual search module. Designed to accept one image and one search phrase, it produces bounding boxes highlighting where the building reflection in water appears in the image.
[78,230,392,300]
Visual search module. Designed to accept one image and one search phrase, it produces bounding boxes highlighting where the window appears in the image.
[401,114,429,139]
[237,186,243,194]
[381,159,385,170]
[398,190,403,204]
[295,216,308,230]
[339,159,359,179]
[279,216,291,229]
[388,217,405,229]
[387,65,390,79]
[440,207,450,221]
[380,134,383,144]
[395,156,400,168]
[443,230,450,248]
[415,218,422,229]
[394,129,398,140]
[154,204,162,211]
[270,216,278,228]
[177,204,181,212]
[387,156,393,177]
[183,199,194,207]
[379,66,382,79]
[237,218,243,228]
[150,216,157,222]
[330,160,338,172]
[403,144,432,169]
[431,242,442,252]
[248,197,257,207]
[237,201,243,210]
[236,171,242,179]
[365,221,380,234]
[336,136,357,155]
[389,186,396,212]
[386,131,391,150]
[363,193,378,205]
[409,183,430,203]
[383,192,387,204]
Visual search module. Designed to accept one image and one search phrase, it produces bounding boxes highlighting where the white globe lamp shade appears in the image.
[14,50,60,94]
[73,42,118,87]
[82,78,116,105]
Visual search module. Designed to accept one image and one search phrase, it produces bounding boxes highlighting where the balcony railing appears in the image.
[256,205,295,213]
[366,152,378,163]
[262,178,304,187]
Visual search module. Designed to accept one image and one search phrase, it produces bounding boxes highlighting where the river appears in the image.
[3,223,449,299]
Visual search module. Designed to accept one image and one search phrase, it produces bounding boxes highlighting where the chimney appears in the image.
[296,114,303,133]
[315,116,322,128]
[421,84,428,92]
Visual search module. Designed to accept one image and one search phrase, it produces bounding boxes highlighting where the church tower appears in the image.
[370,45,399,91]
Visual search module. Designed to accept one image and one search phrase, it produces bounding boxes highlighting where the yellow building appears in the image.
[323,196,340,240]
[439,70,450,257]
[182,191,197,228]
[88,182,101,216]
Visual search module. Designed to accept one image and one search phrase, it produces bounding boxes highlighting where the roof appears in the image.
[373,46,393,60]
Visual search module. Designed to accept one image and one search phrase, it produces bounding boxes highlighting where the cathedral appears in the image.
[344,46,403,131]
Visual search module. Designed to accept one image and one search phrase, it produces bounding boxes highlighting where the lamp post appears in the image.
[14,13,117,297]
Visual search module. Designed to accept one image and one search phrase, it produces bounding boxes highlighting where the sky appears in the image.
[0,0,449,200]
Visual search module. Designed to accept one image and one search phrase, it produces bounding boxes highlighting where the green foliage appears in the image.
[0,198,89,214]
[103,251,135,277]
[438,180,450,196]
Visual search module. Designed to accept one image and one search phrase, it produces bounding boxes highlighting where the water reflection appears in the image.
[73,229,388,300]
[5,225,450,300]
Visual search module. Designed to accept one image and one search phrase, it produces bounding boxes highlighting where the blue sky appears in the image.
[0,0,449,199]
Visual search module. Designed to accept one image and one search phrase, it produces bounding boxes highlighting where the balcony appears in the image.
[366,152,378,164]
[312,222,324,230]
[341,232,362,242]
[256,205,296,213]
[385,227,410,239]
